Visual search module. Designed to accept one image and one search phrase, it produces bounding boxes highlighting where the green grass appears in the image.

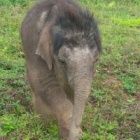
[0,0,140,140]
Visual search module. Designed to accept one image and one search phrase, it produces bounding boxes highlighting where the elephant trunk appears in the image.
[69,73,92,139]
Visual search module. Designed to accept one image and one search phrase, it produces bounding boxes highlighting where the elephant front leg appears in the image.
[39,83,73,139]
[57,100,73,140]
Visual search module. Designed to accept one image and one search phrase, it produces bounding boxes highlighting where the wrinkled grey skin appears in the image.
[20,1,100,140]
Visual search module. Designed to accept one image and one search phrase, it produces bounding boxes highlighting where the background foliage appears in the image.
[0,0,140,139]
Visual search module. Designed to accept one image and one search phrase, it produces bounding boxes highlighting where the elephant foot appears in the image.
[68,125,83,140]
[58,125,69,140]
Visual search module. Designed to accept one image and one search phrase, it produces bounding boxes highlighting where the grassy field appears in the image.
[0,0,140,140]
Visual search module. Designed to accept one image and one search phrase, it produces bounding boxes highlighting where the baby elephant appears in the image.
[20,0,101,139]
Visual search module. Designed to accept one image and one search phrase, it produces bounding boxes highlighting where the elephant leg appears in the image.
[27,69,73,139]
[40,86,73,139]
[32,88,73,139]
[32,92,52,116]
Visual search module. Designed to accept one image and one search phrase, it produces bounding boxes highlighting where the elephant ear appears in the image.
[35,24,53,70]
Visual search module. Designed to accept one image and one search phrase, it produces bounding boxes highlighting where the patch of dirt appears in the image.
[1,77,33,113]
[135,92,140,101]
[0,137,10,140]
[103,77,122,88]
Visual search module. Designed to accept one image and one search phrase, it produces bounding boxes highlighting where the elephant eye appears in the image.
[58,58,66,65]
